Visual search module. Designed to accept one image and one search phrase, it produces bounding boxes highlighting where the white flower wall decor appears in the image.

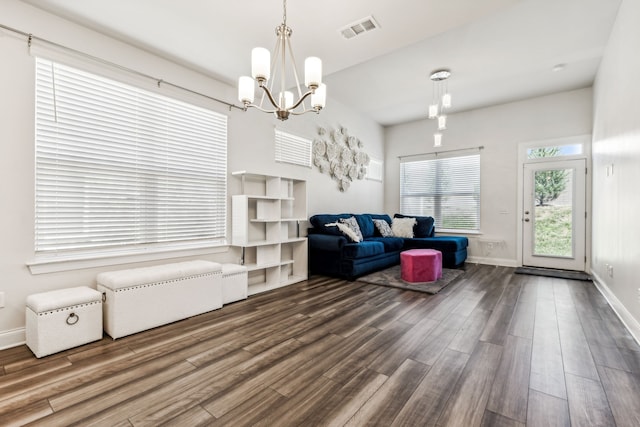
[312,126,370,192]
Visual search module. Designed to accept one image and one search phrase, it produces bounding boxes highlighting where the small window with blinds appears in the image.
[35,58,228,255]
[400,153,480,232]
[275,129,311,167]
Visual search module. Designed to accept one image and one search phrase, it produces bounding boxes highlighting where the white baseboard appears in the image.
[591,272,640,347]
[0,328,26,351]
[466,256,518,267]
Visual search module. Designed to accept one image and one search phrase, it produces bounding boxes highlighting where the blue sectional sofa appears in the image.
[308,213,468,280]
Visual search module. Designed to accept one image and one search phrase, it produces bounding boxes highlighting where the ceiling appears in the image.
[22,0,622,126]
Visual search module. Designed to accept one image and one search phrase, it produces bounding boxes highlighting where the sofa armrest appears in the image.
[308,234,348,251]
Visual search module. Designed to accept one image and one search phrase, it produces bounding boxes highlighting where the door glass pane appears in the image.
[533,168,573,257]
[527,144,582,159]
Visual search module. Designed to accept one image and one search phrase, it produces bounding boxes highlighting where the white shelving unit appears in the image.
[231,171,308,296]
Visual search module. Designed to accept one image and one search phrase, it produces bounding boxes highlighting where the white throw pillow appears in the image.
[392,217,416,238]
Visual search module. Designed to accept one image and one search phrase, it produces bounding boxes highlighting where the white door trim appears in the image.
[516,135,592,271]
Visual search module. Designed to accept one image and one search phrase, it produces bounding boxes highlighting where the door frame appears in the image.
[516,135,592,271]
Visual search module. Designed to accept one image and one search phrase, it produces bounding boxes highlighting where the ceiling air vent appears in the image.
[339,16,380,40]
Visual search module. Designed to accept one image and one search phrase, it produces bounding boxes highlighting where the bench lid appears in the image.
[27,286,102,313]
[97,260,222,290]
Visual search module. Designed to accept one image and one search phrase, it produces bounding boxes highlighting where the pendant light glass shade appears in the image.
[434,133,442,147]
[238,76,255,104]
[251,47,270,81]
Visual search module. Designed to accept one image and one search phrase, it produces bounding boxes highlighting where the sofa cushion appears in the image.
[309,214,353,235]
[342,241,385,259]
[394,214,435,238]
[353,214,375,239]
[404,236,468,251]
[365,236,404,252]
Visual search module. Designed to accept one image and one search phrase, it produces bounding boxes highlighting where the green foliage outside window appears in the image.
[530,147,568,206]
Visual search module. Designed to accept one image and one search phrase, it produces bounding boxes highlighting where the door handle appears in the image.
[524,211,530,215]
[524,218,530,222]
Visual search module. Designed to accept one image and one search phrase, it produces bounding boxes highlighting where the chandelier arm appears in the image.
[289,107,320,116]
[244,103,278,114]
[287,89,314,111]
[257,83,282,111]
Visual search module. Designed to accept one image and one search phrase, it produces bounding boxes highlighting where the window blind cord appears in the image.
[1,23,244,113]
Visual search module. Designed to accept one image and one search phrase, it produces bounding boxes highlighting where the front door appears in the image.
[522,159,586,271]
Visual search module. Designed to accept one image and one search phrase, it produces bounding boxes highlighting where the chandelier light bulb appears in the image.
[311,83,327,109]
[238,76,255,104]
[279,91,294,109]
[251,47,270,82]
[304,57,322,89]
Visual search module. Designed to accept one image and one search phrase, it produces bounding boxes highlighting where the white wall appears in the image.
[384,88,593,266]
[0,0,384,347]
[591,0,640,339]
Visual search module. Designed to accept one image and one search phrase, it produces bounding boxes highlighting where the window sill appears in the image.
[27,242,229,275]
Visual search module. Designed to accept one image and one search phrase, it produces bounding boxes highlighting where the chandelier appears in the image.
[428,69,452,147]
[238,0,326,121]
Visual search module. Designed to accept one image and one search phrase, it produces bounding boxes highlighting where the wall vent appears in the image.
[339,16,380,40]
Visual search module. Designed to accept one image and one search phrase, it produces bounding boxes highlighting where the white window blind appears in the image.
[275,129,312,167]
[35,58,227,254]
[400,153,480,232]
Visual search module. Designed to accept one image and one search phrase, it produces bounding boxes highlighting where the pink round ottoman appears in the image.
[401,249,443,283]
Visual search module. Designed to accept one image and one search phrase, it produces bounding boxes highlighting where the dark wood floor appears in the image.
[1,264,640,426]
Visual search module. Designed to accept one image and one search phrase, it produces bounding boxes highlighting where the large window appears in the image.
[35,58,227,255]
[400,153,480,232]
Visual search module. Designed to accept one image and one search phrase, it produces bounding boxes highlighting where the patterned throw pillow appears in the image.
[339,216,364,242]
[325,221,362,242]
[373,219,394,237]
[392,217,416,238]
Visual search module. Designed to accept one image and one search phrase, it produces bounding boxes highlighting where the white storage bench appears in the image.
[26,286,103,358]
[97,260,222,339]
[221,263,248,304]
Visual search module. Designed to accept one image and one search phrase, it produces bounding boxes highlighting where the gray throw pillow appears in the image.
[373,219,394,237]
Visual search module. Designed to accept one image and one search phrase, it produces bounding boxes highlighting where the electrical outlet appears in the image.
[608,265,614,277]
[0,292,5,308]
[637,288,640,304]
